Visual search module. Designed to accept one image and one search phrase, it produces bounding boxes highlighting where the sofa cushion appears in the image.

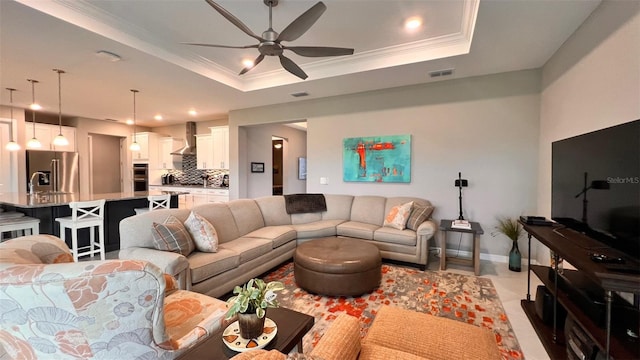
[151,215,195,256]
[188,249,240,283]
[245,226,297,248]
[255,196,292,226]
[218,237,273,263]
[291,212,322,225]
[363,306,501,360]
[373,227,418,246]
[383,201,413,230]
[349,196,386,225]
[228,199,266,237]
[193,204,240,244]
[184,212,219,252]
[292,219,343,239]
[359,343,426,360]
[321,194,354,221]
[336,221,380,240]
[406,203,434,231]
[120,208,191,249]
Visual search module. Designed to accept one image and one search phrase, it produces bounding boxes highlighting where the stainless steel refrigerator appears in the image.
[26,150,80,193]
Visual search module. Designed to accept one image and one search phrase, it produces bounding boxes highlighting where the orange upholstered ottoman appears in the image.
[361,305,501,360]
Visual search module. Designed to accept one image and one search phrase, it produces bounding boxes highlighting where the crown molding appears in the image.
[16,0,479,92]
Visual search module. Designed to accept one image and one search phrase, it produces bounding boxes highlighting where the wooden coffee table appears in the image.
[178,307,314,359]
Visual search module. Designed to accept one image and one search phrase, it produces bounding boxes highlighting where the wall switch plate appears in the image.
[320,177,328,185]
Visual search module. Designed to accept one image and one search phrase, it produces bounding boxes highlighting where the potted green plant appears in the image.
[493,217,523,272]
[225,278,285,339]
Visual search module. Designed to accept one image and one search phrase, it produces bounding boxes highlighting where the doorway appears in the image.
[89,133,123,194]
[272,138,284,195]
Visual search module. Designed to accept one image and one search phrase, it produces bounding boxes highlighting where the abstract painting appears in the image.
[343,134,411,183]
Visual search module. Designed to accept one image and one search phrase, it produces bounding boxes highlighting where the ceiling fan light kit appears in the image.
[187,0,354,80]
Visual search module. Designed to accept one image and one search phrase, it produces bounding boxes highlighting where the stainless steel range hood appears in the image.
[170,121,197,155]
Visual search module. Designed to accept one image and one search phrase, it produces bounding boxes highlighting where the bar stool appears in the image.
[134,194,171,215]
[0,216,40,242]
[56,199,106,262]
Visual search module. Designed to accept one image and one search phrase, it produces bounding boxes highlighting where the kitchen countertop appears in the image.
[149,184,229,190]
[0,190,188,208]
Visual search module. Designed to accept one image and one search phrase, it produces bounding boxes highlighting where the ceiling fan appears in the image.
[185,0,354,80]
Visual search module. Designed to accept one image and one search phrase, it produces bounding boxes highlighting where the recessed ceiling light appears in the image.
[126,119,134,125]
[154,114,163,121]
[188,109,198,116]
[242,59,255,68]
[404,17,422,31]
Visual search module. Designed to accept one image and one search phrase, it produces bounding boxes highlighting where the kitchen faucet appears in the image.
[29,172,47,195]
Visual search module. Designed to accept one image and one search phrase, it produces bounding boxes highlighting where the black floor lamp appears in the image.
[455,172,468,220]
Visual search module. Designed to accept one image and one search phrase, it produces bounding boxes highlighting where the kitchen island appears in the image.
[0,190,185,251]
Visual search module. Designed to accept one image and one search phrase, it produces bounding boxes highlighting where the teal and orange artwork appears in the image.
[343,135,411,183]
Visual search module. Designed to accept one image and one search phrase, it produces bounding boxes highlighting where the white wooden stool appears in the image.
[0,216,40,242]
[56,199,106,261]
[134,194,171,215]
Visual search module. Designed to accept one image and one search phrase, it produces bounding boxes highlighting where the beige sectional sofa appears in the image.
[119,194,436,298]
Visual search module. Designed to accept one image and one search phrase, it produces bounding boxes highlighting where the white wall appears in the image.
[244,123,307,198]
[231,70,541,258]
[538,2,640,262]
[0,106,26,192]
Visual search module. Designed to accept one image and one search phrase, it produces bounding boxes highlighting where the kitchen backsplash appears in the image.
[167,154,228,186]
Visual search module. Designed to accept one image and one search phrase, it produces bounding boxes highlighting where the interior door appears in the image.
[90,133,123,194]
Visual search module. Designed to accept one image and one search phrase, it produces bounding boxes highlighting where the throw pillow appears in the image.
[406,203,435,231]
[151,215,195,256]
[184,211,219,253]
[383,201,414,230]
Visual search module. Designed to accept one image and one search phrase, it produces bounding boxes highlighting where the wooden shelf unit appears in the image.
[521,223,640,360]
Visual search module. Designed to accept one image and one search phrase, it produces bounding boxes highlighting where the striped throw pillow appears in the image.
[151,215,195,256]
[406,204,434,231]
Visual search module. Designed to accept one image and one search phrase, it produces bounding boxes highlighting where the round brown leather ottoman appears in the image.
[294,237,381,296]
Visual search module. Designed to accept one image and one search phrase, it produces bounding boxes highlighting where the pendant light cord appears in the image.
[55,69,65,134]
[28,79,38,138]
[131,89,138,143]
[6,88,15,141]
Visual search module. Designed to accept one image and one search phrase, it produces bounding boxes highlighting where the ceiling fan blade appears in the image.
[284,46,354,57]
[279,55,308,80]
[239,54,265,75]
[204,0,263,41]
[277,1,327,42]
[182,42,258,49]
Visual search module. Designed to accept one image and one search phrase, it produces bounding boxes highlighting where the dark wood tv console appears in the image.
[521,222,640,360]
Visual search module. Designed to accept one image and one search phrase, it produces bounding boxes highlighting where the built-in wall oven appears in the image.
[133,163,148,191]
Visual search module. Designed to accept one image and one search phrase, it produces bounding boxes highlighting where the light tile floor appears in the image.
[97,251,550,359]
[427,254,550,360]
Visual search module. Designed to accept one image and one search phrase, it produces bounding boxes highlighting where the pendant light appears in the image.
[129,89,141,152]
[4,88,20,151]
[52,69,69,147]
[26,79,42,149]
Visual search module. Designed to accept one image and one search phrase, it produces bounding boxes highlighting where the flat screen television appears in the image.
[552,120,640,263]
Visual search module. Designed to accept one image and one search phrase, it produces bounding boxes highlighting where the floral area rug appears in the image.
[263,262,523,360]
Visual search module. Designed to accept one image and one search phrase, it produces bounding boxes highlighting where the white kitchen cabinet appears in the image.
[208,188,229,203]
[25,123,76,151]
[159,137,181,170]
[210,126,229,169]
[131,132,161,166]
[195,134,213,169]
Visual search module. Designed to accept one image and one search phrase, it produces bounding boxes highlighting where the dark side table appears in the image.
[178,307,314,359]
[438,219,484,275]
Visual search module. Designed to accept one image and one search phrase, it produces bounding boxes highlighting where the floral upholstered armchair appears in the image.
[0,235,228,359]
